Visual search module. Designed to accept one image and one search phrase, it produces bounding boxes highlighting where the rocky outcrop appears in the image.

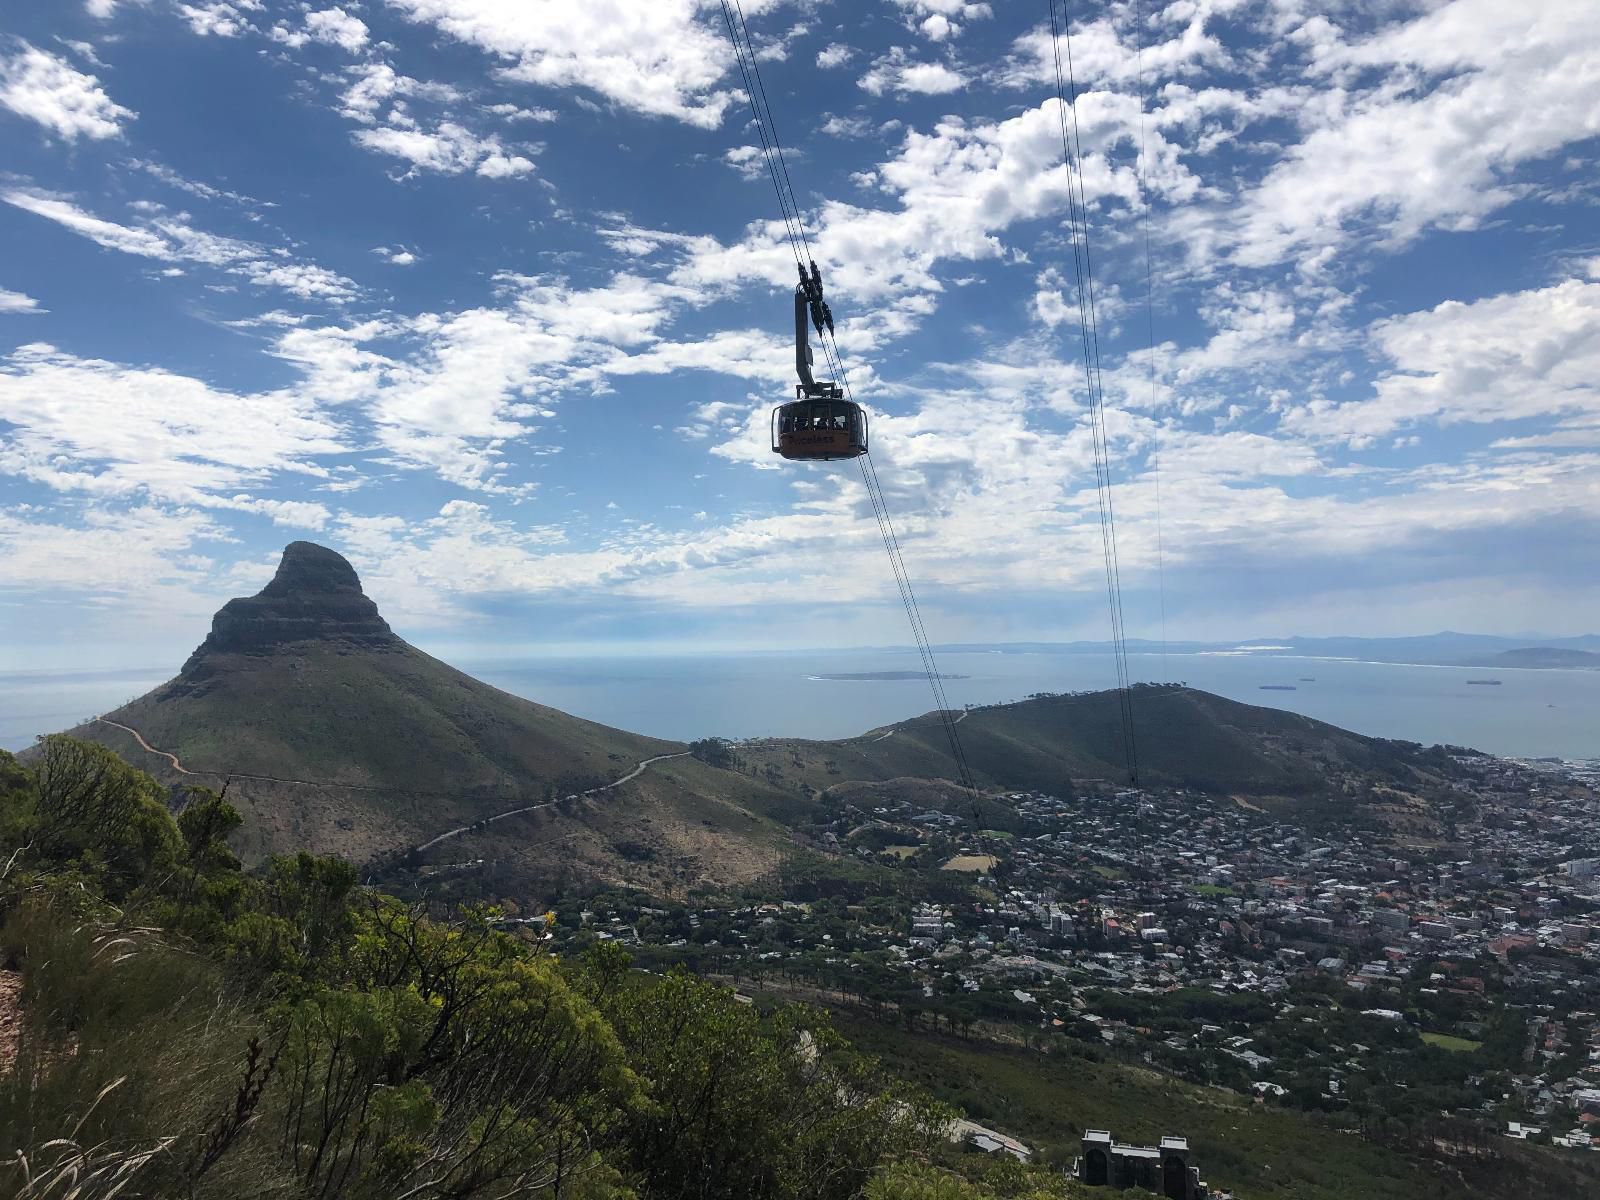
[183,542,398,667]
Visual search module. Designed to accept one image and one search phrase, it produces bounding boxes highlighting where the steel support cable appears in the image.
[732,0,821,268]
[712,2,984,804]
[1046,0,1140,784]
[1132,0,1170,686]
[859,449,978,794]
[718,1,807,269]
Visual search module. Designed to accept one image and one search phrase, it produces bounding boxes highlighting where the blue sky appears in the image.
[2,0,1598,671]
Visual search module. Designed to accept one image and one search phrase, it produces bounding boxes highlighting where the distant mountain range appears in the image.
[39,541,1506,893]
[931,631,1600,669]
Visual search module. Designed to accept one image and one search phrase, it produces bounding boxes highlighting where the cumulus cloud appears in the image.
[1231,1,1600,267]
[1284,273,1600,445]
[353,121,536,178]
[1001,4,1230,88]
[671,94,1195,345]
[859,48,966,96]
[273,6,370,52]
[816,43,853,69]
[338,62,463,123]
[383,0,738,127]
[0,42,134,141]
[0,288,44,314]
[305,7,369,51]
[176,2,262,38]
[890,1,992,43]
[0,342,347,506]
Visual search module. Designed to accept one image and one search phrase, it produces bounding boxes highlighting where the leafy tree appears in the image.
[595,961,938,1200]
[690,738,739,769]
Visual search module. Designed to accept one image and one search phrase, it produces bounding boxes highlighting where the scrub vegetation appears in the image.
[0,736,1045,1200]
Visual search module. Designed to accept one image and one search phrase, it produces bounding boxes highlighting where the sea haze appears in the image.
[3,650,1595,761]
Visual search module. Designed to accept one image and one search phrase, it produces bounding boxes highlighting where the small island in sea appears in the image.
[813,670,971,681]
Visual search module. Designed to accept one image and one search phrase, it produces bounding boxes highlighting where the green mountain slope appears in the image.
[740,685,1464,802]
[63,543,789,886]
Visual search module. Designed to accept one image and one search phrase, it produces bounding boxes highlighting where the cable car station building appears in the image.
[1075,1130,1209,1199]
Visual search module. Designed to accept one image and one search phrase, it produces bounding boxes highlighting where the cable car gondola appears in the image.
[772,262,867,461]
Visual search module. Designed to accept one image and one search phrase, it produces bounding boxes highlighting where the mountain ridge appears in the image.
[62,542,797,894]
[57,541,1499,891]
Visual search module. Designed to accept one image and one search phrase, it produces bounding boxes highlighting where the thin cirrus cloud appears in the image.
[1,189,359,301]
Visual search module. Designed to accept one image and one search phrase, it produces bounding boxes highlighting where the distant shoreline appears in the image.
[808,671,971,682]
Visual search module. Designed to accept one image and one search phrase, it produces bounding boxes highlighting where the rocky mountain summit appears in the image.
[184,541,397,668]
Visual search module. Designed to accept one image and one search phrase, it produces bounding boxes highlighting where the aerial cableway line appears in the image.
[715,0,982,809]
[1045,0,1141,786]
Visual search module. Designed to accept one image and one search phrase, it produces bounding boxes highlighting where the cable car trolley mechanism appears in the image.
[771,261,868,461]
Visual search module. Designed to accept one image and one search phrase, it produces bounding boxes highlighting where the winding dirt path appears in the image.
[96,720,697,857]
[96,719,191,774]
[866,708,968,744]
[92,718,691,856]
[413,751,690,853]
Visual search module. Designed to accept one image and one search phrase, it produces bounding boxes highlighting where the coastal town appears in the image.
[555,748,1600,1156]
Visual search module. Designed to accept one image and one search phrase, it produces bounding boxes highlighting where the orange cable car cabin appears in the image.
[772,263,868,462]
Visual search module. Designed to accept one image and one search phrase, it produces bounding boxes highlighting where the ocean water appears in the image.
[2,650,1595,761]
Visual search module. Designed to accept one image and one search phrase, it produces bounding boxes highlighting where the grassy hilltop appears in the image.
[736,684,1470,805]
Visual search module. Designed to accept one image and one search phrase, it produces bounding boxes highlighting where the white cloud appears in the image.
[1284,273,1600,445]
[723,144,769,181]
[383,0,738,128]
[373,245,418,265]
[671,95,1195,343]
[216,495,332,528]
[0,506,227,600]
[304,7,370,52]
[0,342,347,506]
[339,63,462,123]
[816,43,853,69]
[0,42,134,141]
[819,113,873,138]
[890,1,992,42]
[85,0,120,17]
[484,102,558,123]
[1231,0,1600,267]
[178,3,252,37]
[859,48,966,96]
[244,273,707,492]
[0,288,44,314]
[1,190,358,301]
[177,2,260,38]
[126,158,262,207]
[2,190,169,256]
[353,121,535,177]
[1001,5,1230,89]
